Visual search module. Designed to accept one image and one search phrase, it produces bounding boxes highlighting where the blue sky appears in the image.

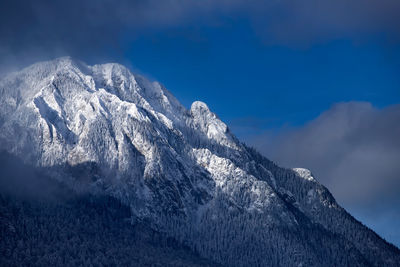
[1,0,399,247]
[122,21,400,127]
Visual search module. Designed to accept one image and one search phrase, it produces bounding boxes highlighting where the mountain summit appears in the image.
[0,57,399,266]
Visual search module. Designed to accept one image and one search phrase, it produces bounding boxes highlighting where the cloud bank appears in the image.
[1,0,399,73]
[242,102,400,245]
[245,102,400,221]
[248,102,400,206]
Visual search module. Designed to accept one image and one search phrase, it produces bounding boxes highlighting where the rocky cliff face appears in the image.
[0,57,399,266]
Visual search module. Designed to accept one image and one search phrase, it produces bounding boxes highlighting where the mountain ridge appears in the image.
[0,57,399,266]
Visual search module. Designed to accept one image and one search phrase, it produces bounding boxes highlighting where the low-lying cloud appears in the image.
[246,102,400,208]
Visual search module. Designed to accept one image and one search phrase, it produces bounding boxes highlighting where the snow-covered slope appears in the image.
[0,57,399,266]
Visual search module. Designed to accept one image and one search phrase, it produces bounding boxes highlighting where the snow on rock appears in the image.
[293,167,316,181]
[190,101,240,150]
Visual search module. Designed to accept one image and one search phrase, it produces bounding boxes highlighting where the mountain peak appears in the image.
[189,100,239,150]
[190,100,210,113]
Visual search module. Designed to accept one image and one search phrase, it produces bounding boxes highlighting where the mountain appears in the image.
[0,57,399,266]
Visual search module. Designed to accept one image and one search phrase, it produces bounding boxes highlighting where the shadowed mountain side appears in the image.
[0,151,217,266]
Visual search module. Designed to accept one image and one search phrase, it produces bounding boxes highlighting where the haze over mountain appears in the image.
[0,57,399,266]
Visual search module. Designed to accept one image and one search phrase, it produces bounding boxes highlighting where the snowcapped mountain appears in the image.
[0,57,399,266]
